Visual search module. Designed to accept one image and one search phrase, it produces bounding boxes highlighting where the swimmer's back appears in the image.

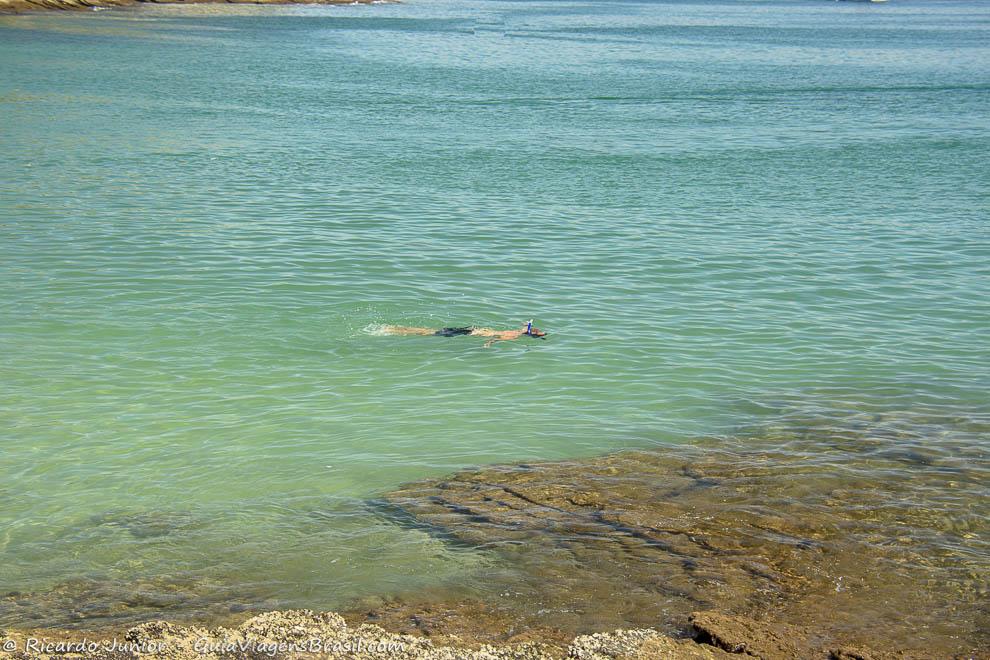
[434,326,474,337]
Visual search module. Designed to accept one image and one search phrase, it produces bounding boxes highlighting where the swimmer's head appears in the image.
[523,320,547,338]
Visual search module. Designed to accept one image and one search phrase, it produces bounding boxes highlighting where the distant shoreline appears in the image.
[0,0,385,15]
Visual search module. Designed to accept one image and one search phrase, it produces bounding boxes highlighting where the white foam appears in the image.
[363,324,392,336]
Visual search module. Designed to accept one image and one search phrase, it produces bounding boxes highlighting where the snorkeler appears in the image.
[381,320,547,348]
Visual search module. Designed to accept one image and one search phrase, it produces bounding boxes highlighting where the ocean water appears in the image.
[0,0,988,632]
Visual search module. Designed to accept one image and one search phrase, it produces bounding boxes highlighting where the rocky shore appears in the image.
[0,608,920,659]
[0,420,985,658]
[0,0,378,15]
[377,427,988,658]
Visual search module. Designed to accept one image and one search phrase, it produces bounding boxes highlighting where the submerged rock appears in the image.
[379,432,989,658]
[89,510,203,540]
[0,575,251,631]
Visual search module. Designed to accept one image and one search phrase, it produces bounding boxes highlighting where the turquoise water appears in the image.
[1,0,989,628]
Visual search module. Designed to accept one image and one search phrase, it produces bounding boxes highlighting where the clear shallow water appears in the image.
[0,0,988,630]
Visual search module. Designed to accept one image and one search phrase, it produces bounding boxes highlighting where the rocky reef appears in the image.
[377,428,988,658]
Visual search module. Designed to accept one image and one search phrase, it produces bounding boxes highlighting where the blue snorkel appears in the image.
[524,319,546,339]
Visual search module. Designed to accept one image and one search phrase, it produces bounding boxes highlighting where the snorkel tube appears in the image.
[524,319,546,339]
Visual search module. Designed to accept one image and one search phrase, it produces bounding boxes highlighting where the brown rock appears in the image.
[380,433,989,658]
[689,611,814,659]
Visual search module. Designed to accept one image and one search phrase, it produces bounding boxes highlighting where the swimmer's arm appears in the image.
[469,328,499,346]
[483,331,521,348]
